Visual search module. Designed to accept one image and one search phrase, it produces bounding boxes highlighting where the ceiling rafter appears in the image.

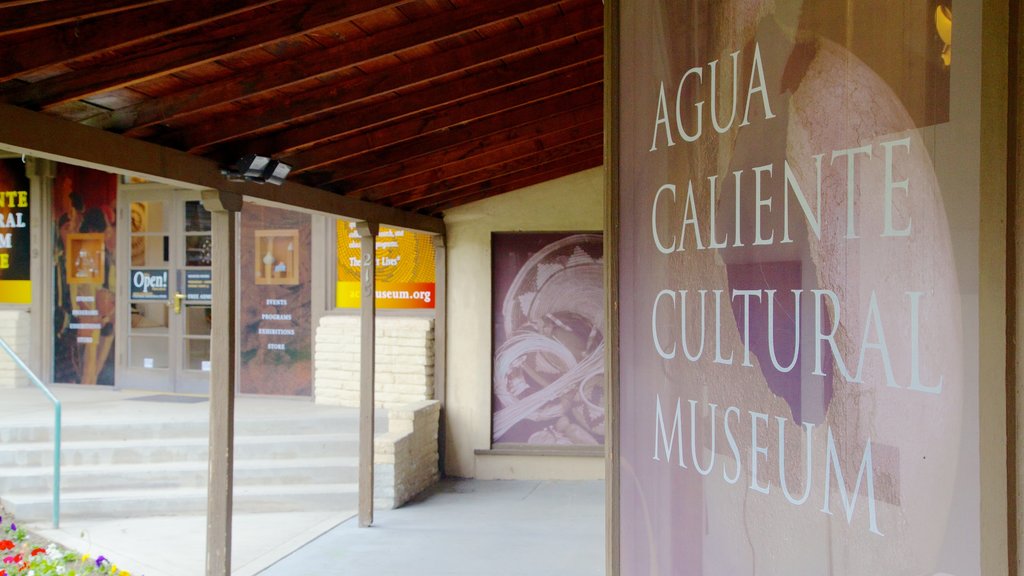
[0,0,278,82]
[0,0,605,218]
[0,0,171,37]
[0,0,405,108]
[382,133,603,207]
[342,115,603,199]
[291,83,603,177]
[262,61,603,171]
[320,103,603,191]
[105,0,563,134]
[173,27,602,153]
[413,150,604,215]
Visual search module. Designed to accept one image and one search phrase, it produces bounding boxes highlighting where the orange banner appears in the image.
[336,222,435,309]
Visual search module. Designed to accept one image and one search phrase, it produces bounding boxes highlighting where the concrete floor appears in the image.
[259,478,606,576]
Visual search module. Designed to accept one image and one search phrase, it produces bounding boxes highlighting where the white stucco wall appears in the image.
[443,166,605,480]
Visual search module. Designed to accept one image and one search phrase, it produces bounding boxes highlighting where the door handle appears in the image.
[173,293,185,314]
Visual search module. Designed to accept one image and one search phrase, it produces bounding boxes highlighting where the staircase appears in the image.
[0,406,368,521]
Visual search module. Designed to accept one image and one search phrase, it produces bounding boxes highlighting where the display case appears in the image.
[254,229,299,285]
[66,232,106,284]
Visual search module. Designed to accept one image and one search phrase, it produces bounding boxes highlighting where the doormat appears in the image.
[128,394,207,404]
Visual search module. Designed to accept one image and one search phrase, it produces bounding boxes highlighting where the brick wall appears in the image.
[314,315,434,408]
[374,400,441,509]
[0,310,32,388]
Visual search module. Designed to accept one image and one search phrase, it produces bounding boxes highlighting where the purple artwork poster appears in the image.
[491,232,605,447]
[616,1,980,575]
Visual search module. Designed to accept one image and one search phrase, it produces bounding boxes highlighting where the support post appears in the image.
[432,234,447,476]
[202,190,242,576]
[356,221,378,527]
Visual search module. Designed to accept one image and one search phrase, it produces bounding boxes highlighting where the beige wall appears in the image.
[443,166,605,479]
[0,309,31,387]
[314,315,434,409]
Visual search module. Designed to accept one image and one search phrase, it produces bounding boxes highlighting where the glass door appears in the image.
[120,189,212,394]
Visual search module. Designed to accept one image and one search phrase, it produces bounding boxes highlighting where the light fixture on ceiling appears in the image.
[221,154,292,185]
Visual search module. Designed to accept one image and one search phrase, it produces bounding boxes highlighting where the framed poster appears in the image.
[491,232,605,447]
[613,1,980,575]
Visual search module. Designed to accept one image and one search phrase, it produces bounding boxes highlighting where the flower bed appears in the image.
[0,517,134,576]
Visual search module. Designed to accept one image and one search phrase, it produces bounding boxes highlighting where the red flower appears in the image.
[0,542,11,551]
[30,547,45,556]
[1,568,7,576]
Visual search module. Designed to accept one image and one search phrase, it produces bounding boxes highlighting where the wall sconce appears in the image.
[935,5,952,67]
[221,155,292,185]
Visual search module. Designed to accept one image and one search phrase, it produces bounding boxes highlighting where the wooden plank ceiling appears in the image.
[0,0,604,216]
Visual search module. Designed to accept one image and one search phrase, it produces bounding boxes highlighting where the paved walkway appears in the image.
[4,386,605,575]
[259,478,605,576]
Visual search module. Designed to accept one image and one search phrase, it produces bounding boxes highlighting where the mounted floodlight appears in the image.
[237,154,270,179]
[221,155,292,185]
[264,160,292,185]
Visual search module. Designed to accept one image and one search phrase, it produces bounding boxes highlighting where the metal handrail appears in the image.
[0,338,60,528]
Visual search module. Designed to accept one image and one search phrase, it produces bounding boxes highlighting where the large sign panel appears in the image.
[491,232,605,447]
[239,203,312,396]
[617,2,980,574]
[336,221,436,309]
[52,163,117,385]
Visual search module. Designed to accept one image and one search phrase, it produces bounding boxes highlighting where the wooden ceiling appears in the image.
[0,0,604,216]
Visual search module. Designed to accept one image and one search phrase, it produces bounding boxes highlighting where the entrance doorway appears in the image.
[118,188,212,394]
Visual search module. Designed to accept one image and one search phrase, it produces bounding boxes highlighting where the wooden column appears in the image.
[356,221,378,528]
[432,234,447,476]
[202,190,242,576]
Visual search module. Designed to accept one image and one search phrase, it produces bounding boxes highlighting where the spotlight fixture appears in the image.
[221,154,292,185]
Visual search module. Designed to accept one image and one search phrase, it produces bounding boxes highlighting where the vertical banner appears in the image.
[52,164,117,385]
[239,203,312,396]
[0,159,31,304]
[617,1,980,575]
[491,232,605,446]
[336,221,435,309]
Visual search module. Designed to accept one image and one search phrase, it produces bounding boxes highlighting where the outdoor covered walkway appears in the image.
[260,478,605,576]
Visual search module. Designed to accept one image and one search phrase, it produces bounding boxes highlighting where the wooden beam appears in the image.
[387,135,604,207]
[292,86,602,176]
[108,0,562,133]
[0,0,276,83]
[419,152,603,214]
[604,1,621,573]
[0,0,170,37]
[1,0,404,108]
[202,189,241,576]
[356,221,378,528]
[177,31,603,152]
[251,60,603,165]
[432,235,447,477]
[353,118,603,201]
[0,103,444,234]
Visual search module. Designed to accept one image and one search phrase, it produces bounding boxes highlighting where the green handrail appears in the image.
[0,338,60,528]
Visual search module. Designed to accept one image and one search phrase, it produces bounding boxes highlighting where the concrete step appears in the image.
[0,457,359,492]
[1,483,360,520]
[1,404,376,523]
[0,413,370,443]
[0,432,359,467]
